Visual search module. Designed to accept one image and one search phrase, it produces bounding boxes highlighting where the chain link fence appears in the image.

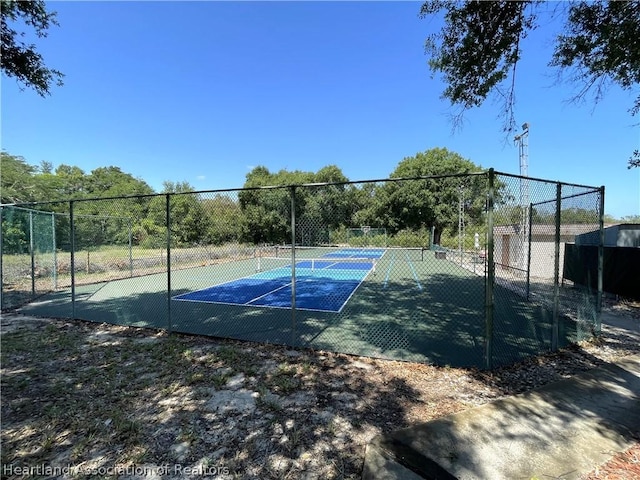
[490,172,603,365]
[1,170,603,369]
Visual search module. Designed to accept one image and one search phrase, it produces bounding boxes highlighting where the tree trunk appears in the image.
[433,228,442,246]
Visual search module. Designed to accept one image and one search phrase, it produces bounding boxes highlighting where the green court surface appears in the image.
[17,249,581,368]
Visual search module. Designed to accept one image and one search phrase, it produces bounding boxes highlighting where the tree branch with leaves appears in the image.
[1,0,64,96]
[420,0,639,168]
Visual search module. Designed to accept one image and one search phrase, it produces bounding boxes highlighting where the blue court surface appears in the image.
[172,249,383,313]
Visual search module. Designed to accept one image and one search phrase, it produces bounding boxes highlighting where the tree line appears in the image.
[2,148,487,251]
[2,149,628,255]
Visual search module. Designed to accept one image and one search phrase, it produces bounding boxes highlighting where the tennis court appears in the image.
[3,172,602,369]
[172,248,382,312]
[13,245,584,368]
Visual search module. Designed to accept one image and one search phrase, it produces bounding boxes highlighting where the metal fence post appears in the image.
[166,194,172,333]
[526,203,533,300]
[0,206,4,310]
[70,201,76,320]
[551,183,562,351]
[128,218,133,277]
[597,185,605,335]
[290,186,297,346]
[485,169,495,370]
[29,210,35,296]
[52,212,58,289]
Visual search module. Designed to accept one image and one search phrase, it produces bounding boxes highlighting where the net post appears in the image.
[484,169,495,370]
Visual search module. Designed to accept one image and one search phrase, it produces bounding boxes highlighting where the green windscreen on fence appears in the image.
[1,206,58,310]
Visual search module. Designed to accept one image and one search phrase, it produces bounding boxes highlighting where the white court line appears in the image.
[171,265,289,300]
[172,252,378,312]
[244,281,293,306]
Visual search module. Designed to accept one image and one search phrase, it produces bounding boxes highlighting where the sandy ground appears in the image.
[1,299,639,479]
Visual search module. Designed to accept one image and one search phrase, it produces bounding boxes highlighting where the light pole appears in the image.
[514,123,530,273]
[458,183,466,266]
[514,122,529,180]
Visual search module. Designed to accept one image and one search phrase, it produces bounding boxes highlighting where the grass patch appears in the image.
[211,371,232,389]
[266,363,301,394]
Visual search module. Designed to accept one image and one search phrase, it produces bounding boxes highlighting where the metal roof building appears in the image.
[575,224,640,247]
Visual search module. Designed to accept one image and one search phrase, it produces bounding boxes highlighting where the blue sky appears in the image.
[1,1,638,219]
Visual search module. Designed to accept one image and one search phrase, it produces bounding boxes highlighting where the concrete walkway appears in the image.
[363,353,640,480]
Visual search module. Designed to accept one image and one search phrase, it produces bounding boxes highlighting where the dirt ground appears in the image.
[1,299,639,479]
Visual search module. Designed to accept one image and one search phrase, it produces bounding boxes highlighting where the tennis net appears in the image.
[269,245,385,260]
[256,256,376,274]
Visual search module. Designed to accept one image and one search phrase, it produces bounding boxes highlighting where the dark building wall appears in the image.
[563,244,640,300]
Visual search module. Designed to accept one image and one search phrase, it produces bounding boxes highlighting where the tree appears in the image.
[238,167,308,245]
[371,148,485,245]
[202,194,243,245]
[238,165,356,245]
[296,165,358,245]
[39,160,53,174]
[86,166,153,198]
[0,151,64,205]
[621,214,640,223]
[70,167,155,248]
[1,0,64,96]
[54,164,87,198]
[420,1,639,167]
[160,180,194,194]
[1,152,161,249]
[560,207,601,224]
[145,181,210,247]
[0,151,37,203]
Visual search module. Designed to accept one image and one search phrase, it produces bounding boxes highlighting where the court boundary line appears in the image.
[171,267,273,299]
[335,268,375,312]
[172,277,349,313]
[384,250,396,288]
[172,247,382,312]
[405,250,423,291]
[172,271,374,313]
[78,281,111,302]
[245,281,293,306]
